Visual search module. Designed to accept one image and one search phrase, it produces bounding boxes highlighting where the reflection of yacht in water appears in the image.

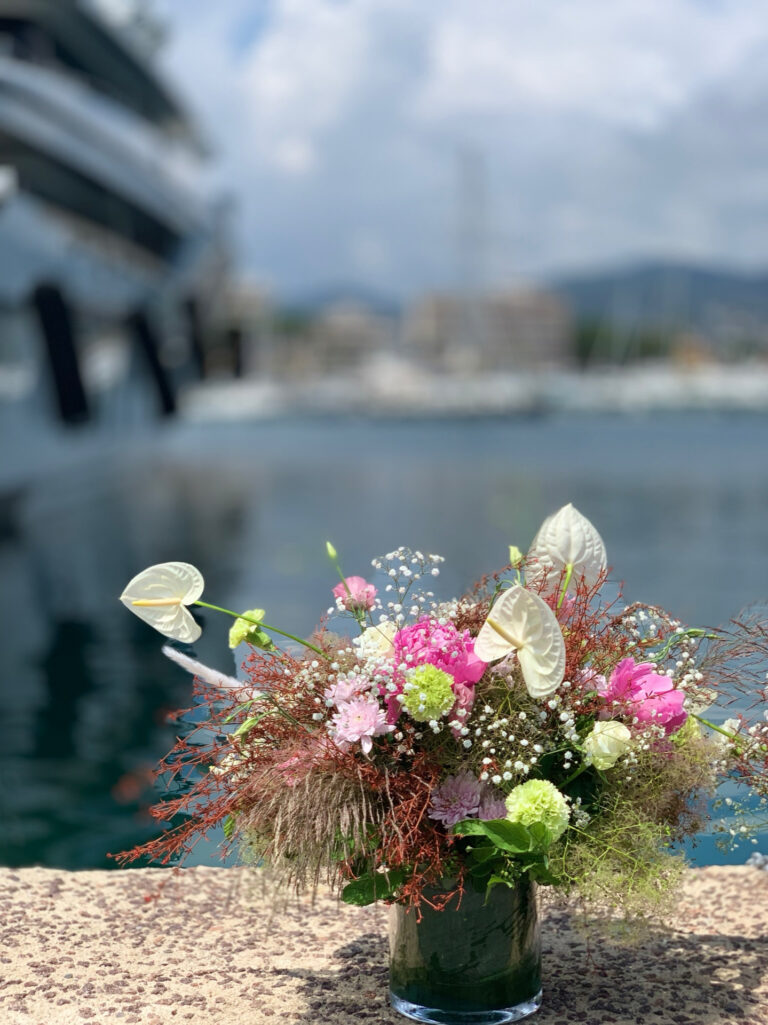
[0,0,230,431]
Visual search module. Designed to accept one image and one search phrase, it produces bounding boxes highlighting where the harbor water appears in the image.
[1,411,767,869]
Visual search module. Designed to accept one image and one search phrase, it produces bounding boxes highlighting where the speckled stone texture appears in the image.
[0,865,766,1025]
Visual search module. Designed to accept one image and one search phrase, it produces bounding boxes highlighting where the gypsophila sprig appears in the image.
[115,504,768,916]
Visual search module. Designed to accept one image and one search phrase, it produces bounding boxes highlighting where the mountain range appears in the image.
[550,263,768,336]
[285,262,768,343]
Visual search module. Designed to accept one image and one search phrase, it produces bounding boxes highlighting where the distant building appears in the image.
[404,288,573,372]
[269,301,394,379]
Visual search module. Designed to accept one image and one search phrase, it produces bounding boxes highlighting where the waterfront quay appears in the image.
[1,865,766,1024]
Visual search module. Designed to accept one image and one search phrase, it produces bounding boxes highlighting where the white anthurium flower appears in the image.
[120,562,204,643]
[525,503,607,596]
[474,585,566,699]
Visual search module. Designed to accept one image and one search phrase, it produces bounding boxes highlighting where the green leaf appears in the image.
[222,815,236,840]
[526,822,553,852]
[480,820,533,853]
[234,710,272,738]
[224,697,263,724]
[528,862,561,886]
[466,843,498,865]
[486,873,515,894]
[341,869,405,906]
[454,818,534,854]
[453,815,529,856]
[452,818,490,837]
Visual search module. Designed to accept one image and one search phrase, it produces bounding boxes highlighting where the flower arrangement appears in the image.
[118,504,768,921]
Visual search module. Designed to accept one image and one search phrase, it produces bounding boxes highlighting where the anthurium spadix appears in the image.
[525,503,607,597]
[474,585,566,699]
[120,562,204,643]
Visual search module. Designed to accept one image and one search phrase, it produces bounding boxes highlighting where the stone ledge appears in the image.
[1,865,767,1025]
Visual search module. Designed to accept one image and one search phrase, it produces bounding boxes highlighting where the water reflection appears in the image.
[1,413,767,868]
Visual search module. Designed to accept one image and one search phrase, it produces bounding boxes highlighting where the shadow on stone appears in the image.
[284,920,768,1025]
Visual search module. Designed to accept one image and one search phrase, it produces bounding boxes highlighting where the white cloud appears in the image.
[155,0,768,296]
[271,137,316,176]
[417,1,764,128]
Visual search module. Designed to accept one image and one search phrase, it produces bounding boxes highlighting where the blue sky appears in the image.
[153,0,768,300]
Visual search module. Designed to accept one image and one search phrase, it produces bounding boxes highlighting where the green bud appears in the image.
[508,545,523,567]
[326,541,338,561]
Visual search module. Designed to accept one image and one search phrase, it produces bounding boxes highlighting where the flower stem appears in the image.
[557,564,573,610]
[691,712,735,740]
[193,601,327,658]
[561,762,587,787]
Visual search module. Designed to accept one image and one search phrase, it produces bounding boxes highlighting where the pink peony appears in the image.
[449,680,476,738]
[394,618,487,688]
[333,576,377,612]
[331,696,393,755]
[600,657,687,735]
[384,617,487,728]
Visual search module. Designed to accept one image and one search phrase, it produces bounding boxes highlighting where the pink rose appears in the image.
[600,657,687,735]
[333,576,377,612]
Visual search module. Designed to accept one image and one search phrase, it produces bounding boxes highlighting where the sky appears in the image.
[151,0,768,301]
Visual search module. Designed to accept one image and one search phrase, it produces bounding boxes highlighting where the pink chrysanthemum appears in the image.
[429,772,509,827]
[331,696,393,755]
[478,793,508,821]
[324,675,369,706]
[429,771,484,827]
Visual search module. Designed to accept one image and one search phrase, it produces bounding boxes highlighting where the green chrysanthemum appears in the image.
[401,665,455,722]
[505,779,570,841]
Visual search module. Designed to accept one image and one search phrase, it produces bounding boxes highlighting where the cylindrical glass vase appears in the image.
[388,877,542,1025]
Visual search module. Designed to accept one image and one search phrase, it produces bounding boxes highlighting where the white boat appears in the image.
[0,0,230,432]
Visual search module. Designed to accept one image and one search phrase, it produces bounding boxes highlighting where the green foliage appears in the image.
[233,710,273,738]
[572,317,673,367]
[223,697,263,724]
[547,812,686,918]
[341,868,405,906]
[273,308,313,336]
[454,817,550,854]
[453,818,559,898]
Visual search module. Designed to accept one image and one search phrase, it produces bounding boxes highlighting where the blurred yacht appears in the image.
[0,0,230,431]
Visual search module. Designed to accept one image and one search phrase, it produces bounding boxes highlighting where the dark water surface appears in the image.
[2,412,767,868]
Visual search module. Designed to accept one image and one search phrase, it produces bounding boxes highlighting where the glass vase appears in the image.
[388,877,542,1025]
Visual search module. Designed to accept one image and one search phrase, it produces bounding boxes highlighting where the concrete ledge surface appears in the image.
[1,865,767,1025]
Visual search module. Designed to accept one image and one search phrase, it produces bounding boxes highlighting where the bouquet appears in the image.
[118,503,768,920]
